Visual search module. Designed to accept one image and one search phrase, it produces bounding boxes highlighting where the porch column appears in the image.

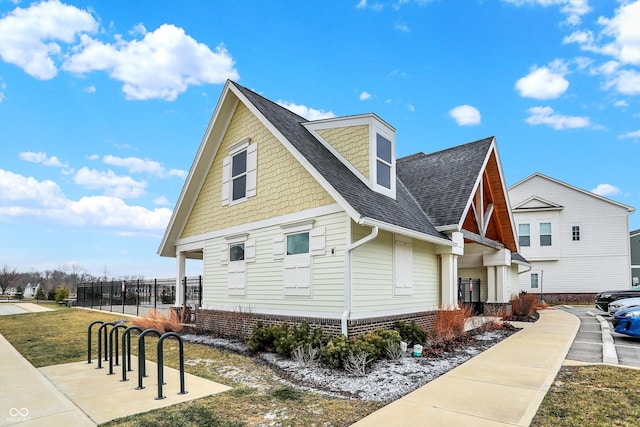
[483,249,511,304]
[439,253,459,308]
[174,252,186,307]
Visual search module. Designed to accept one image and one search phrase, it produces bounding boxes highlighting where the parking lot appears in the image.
[559,306,640,368]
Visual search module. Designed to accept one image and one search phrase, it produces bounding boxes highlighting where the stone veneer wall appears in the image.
[194,308,438,339]
[536,293,596,305]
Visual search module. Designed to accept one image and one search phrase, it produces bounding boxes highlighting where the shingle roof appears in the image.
[397,138,493,228]
[232,81,446,239]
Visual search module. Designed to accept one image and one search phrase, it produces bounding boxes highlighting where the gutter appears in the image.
[359,217,454,247]
[342,225,379,336]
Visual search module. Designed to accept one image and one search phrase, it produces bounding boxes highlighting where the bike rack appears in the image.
[155,332,187,400]
[87,321,104,364]
[96,320,126,369]
[136,328,162,390]
[108,323,129,375]
[120,325,143,382]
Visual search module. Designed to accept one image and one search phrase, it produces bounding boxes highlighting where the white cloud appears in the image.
[407,103,415,112]
[19,151,66,167]
[503,0,591,25]
[153,196,170,206]
[359,91,372,101]
[525,106,591,129]
[276,100,335,121]
[614,99,628,108]
[84,85,96,93]
[0,0,98,79]
[395,23,410,32]
[449,105,481,126]
[619,129,640,139]
[591,183,621,197]
[101,155,188,179]
[0,169,169,231]
[515,62,569,99]
[607,69,640,95]
[73,167,147,198]
[356,0,384,12]
[597,1,640,66]
[0,80,5,103]
[63,24,239,101]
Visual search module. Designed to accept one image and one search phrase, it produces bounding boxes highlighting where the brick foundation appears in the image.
[194,308,438,340]
[536,293,596,305]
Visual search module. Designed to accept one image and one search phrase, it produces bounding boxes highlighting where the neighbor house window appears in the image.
[540,222,552,246]
[572,226,580,241]
[531,273,539,289]
[376,134,392,189]
[518,224,530,247]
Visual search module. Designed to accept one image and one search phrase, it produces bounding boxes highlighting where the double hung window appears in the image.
[540,222,552,246]
[518,224,531,247]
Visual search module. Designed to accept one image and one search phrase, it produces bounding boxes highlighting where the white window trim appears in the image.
[369,124,396,199]
[518,223,531,247]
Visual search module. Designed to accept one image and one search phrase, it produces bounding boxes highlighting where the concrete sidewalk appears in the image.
[352,309,580,426]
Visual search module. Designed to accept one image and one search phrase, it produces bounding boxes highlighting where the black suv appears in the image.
[595,285,640,312]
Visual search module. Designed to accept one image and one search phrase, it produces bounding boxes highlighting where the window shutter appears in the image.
[246,144,257,198]
[245,239,256,262]
[221,156,231,205]
[310,226,326,256]
[394,237,413,295]
[220,244,229,265]
[273,234,284,259]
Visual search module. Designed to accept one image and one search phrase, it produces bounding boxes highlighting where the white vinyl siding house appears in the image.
[509,173,635,296]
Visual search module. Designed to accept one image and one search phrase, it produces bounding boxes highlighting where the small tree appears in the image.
[47,288,56,301]
[35,287,46,301]
[55,286,69,303]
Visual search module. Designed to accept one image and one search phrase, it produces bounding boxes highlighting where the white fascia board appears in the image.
[512,195,564,210]
[359,217,454,247]
[158,81,238,257]
[302,113,395,134]
[510,172,636,213]
[458,137,495,231]
[230,85,364,223]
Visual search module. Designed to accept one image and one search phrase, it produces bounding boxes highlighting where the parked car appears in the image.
[608,297,640,316]
[612,306,640,337]
[595,284,640,312]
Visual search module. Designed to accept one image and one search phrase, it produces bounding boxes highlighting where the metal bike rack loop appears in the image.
[120,325,143,382]
[108,323,128,375]
[87,321,104,364]
[135,328,162,390]
[155,332,187,400]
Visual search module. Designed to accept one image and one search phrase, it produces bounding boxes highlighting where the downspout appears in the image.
[342,224,379,336]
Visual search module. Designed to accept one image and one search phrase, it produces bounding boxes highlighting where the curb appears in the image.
[587,310,619,365]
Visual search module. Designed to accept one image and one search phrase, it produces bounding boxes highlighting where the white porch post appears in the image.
[175,252,186,307]
[483,249,511,304]
[439,253,459,308]
[437,232,464,308]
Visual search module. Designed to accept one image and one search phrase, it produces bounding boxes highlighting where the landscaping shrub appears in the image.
[510,291,538,319]
[247,322,329,357]
[54,286,69,303]
[393,320,428,347]
[132,309,184,333]
[47,288,56,301]
[431,304,472,343]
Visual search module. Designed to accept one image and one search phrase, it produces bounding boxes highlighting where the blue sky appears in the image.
[0,0,638,279]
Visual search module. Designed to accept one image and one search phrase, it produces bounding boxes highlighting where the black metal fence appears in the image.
[458,277,483,314]
[76,276,202,321]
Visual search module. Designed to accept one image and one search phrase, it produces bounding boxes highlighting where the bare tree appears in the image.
[0,266,19,294]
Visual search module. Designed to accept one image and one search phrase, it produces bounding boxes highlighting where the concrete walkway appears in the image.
[352,309,580,427]
[1,306,579,426]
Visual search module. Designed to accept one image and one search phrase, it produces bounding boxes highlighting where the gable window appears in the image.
[572,226,580,241]
[540,222,552,246]
[518,224,530,247]
[231,150,247,201]
[222,138,257,206]
[531,273,539,289]
[376,134,392,189]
